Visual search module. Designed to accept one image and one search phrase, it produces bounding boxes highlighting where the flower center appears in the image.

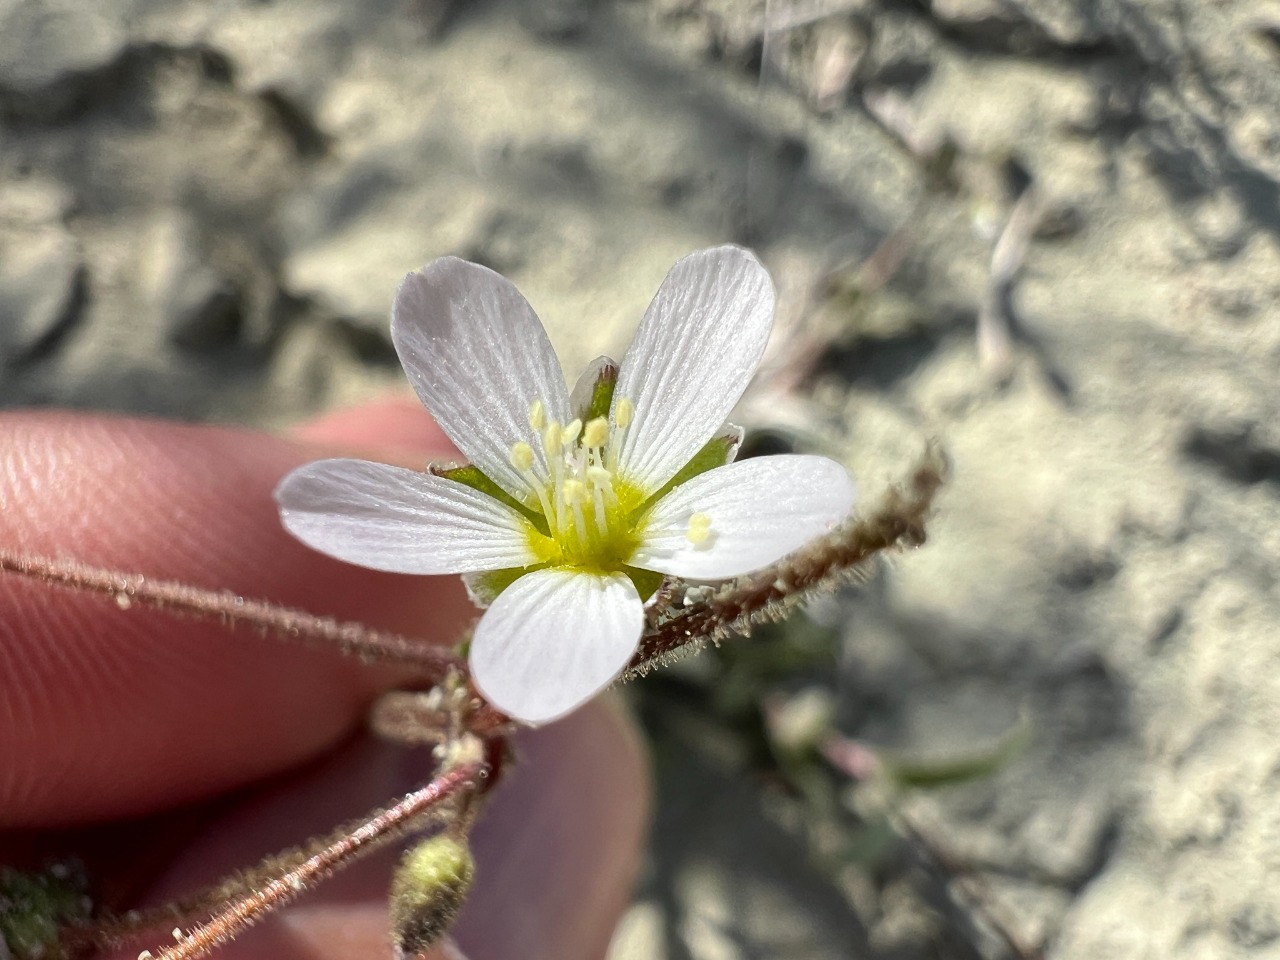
[508,397,648,571]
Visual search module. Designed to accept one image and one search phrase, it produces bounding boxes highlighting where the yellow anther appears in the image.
[528,399,546,431]
[582,417,609,449]
[542,421,562,452]
[586,465,612,485]
[510,441,535,472]
[561,418,582,446]
[562,479,586,505]
[686,512,713,545]
[614,397,634,429]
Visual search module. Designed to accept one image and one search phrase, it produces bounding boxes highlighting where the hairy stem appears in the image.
[0,552,464,677]
[66,761,487,960]
[624,442,946,680]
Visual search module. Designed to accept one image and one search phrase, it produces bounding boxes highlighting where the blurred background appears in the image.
[2,0,1278,956]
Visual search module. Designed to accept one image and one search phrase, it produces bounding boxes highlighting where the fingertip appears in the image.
[455,695,651,960]
[0,410,473,825]
[290,395,457,462]
[105,700,650,960]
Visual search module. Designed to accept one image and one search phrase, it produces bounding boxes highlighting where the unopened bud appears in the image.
[390,834,476,958]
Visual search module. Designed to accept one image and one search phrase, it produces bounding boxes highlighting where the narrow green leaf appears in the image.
[571,356,619,423]
[885,712,1032,790]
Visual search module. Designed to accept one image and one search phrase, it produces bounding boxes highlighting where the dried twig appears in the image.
[979,186,1045,381]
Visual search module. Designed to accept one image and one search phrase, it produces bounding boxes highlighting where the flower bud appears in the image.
[389,834,476,958]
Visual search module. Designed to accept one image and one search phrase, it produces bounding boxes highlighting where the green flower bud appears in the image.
[389,834,476,958]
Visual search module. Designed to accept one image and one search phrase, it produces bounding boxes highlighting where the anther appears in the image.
[561,418,582,446]
[562,479,586,505]
[510,441,535,472]
[686,512,713,546]
[614,397,634,429]
[583,417,609,448]
[529,399,546,431]
[542,421,562,453]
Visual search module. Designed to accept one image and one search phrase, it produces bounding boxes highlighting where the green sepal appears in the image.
[467,564,663,606]
[637,428,742,518]
[623,565,664,601]
[390,834,476,956]
[884,712,1032,790]
[431,462,549,537]
[569,355,619,424]
[463,566,544,607]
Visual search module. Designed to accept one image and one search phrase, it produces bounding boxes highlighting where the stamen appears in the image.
[562,479,586,506]
[586,465,618,506]
[510,393,643,564]
[509,442,535,472]
[686,512,713,546]
[542,421,562,454]
[582,417,609,449]
[592,486,609,538]
[608,398,633,472]
[561,418,582,446]
[511,441,554,519]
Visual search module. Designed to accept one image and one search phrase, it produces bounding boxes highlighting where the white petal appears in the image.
[470,568,644,724]
[613,246,774,494]
[632,455,855,580]
[276,458,537,575]
[392,257,571,499]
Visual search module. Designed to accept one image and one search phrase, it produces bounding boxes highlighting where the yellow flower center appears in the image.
[509,398,649,572]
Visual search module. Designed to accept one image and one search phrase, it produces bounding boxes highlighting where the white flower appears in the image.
[275,246,855,724]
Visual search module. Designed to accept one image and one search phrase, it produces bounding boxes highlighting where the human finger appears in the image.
[101,698,649,960]
[0,409,472,826]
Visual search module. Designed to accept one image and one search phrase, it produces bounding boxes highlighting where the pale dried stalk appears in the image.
[979,186,1045,380]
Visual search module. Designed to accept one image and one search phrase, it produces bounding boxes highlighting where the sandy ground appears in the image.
[3,0,1279,957]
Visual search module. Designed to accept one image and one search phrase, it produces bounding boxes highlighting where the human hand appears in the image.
[0,399,649,960]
